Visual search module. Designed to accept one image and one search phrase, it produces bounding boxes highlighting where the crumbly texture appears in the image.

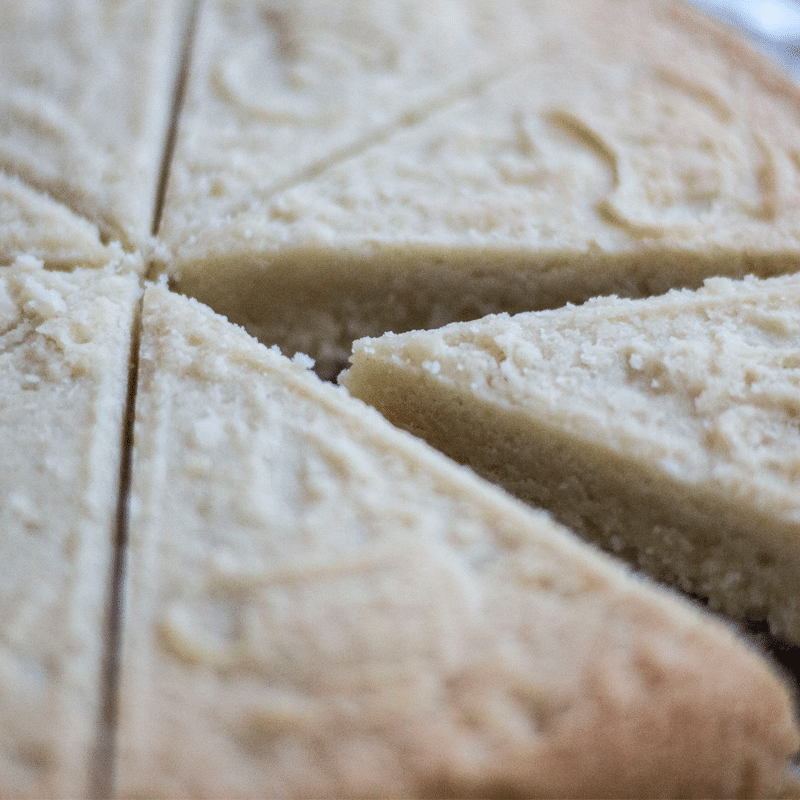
[0,0,189,250]
[115,281,799,799]
[0,257,140,797]
[0,173,122,268]
[343,272,800,646]
[158,0,800,376]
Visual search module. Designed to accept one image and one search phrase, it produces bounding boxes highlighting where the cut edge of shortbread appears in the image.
[342,272,800,645]
[157,0,800,376]
[163,243,800,380]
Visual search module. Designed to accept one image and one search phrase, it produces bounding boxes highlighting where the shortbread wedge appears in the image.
[0,0,189,250]
[159,0,800,377]
[0,257,140,797]
[116,281,798,799]
[343,272,800,646]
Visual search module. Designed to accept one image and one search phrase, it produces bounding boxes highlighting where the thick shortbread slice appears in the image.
[343,273,800,646]
[116,282,798,798]
[159,0,800,377]
[0,0,189,250]
[0,257,140,797]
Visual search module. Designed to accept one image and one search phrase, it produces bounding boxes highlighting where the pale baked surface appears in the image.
[0,257,140,797]
[160,0,540,249]
[343,272,800,645]
[0,173,122,269]
[0,1,796,795]
[116,281,798,799]
[159,0,800,376]
[0,0,189,250]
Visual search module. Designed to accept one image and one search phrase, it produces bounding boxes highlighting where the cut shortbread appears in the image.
[0,257,140,797]
[116,282,798,798]
[0,1,798,796]
[343,272,800,646]
[159,0,800,376]
[0,0,189,250]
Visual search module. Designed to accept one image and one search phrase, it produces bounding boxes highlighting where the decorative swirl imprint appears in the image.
[546,69,780,237]
[211,1,477,128]
[158,542,476,677]
[655,67,778,222]
[212,41,344,125]
[211,4,396,126]
[654,68,735,124]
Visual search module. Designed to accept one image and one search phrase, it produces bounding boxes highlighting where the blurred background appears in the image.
[690,0,800,80]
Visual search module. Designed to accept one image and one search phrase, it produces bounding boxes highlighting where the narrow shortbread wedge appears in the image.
[159,0,800,377]
[0,0,189,249]
[116,282,798,798]
[343,273,800,646]
[0,257,140,797]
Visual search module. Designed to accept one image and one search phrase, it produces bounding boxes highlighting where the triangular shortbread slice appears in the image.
[159,0,800,377]
[116,282,798,798]
[0,0,189,249]
[0,257,140,797]
[343,272,800,646]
